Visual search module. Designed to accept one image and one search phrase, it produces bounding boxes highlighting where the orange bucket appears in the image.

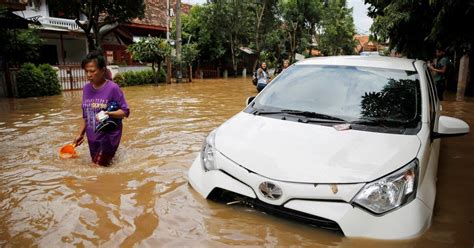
[59,144,78,159]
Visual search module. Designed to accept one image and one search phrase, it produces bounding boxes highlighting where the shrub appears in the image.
[114,69,158,87]
[16,63,62,98]
[38,64,61,95]
[113,73,126,87]
[16,63,45,98]
[158,67,166,83]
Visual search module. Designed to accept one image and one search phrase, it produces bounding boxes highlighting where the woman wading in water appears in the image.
[74,51,130,166]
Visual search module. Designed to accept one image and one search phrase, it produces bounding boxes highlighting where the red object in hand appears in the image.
[59,144,78,159]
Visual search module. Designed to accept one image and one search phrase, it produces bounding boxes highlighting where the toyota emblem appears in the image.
[259,181,283,200]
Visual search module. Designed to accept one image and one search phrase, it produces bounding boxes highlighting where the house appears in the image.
[354,34,385,54]
[13,0,192,66]
[102,0,191,65]
[13,0,88,65]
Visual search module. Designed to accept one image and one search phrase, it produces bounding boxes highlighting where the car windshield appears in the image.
[253,65,421,125]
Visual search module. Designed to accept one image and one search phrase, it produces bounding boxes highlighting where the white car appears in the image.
[188,56,469,239]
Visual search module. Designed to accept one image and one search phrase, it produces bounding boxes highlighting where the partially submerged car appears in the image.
[188,56,469,239]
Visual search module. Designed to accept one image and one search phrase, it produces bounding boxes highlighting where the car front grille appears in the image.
[208,188,343,233]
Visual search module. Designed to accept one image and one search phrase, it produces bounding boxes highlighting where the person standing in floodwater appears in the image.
[274,59,290,76]
[256,62,270,92]
[429,48,449,101]
[74,51,130,166]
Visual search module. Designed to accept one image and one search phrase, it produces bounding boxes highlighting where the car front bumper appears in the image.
[188,151,432,240]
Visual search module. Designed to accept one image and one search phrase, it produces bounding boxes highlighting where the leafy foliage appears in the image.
[127,38,171,83]
[365,0,474,59]
[181,43,199,67]
[38,64,61,95]
[180,5,226,63]
[0,28,43,66]
[16,63,61,98]
[113,69,166,87]
[180,0,356,70]
[317,0,356,56]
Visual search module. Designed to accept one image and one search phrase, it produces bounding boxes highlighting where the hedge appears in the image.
[113,68,166,87]
[16,63,61,98]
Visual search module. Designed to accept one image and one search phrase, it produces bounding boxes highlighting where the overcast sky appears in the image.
[181,0,373,34]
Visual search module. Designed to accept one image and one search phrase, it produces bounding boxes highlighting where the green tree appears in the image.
[0,28,43,66]
[365,0,474,59]
[317,0,356,56]
[127,37,172,84]
[210,0,254,76]
[46,0,145,50]
[278,0,322,62]
[366,0,435,59]
[181,43,199,81]
[181,5,226,64]
[250,0,279,66]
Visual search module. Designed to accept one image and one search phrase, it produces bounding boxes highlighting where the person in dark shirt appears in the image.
[428,48,449,101]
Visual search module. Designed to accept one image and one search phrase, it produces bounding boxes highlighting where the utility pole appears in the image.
[166,0,171,84]
[175,0,182,83]
[166,0,170,41]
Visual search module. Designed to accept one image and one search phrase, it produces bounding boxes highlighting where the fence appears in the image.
[0,69,18,97]
[195,69,219,79]
[57,65,87,90]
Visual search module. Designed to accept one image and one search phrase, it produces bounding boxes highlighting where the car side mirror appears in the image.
[246,96,255,106]
[432,116,470,139]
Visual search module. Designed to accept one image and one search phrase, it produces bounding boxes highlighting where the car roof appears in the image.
[296,56,418,71]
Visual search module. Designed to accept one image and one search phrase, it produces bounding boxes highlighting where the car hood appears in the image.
[215,112,421,183]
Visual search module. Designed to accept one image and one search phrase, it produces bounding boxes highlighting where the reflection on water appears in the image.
[0,78,473,247]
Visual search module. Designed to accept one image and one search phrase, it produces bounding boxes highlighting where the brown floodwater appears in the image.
[0,78,473,247]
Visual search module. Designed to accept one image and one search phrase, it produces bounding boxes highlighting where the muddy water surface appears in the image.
[0,78,473,247]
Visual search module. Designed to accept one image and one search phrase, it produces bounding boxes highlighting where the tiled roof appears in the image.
[131,0,191,28]
[354,35,378,53]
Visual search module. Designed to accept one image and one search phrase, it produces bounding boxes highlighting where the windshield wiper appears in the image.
[253,109,347,123]
[279,109,347,122]
[350,118,411,127]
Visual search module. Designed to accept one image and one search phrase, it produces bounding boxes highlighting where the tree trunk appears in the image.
[253,3,265,71]
[3,61,13,97]
[230,38,238,77]
[189,65,192,82]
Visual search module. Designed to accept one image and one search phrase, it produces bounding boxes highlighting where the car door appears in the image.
[415,63,442,211]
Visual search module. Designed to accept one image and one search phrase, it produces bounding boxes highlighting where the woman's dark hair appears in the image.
[81,50,106,69]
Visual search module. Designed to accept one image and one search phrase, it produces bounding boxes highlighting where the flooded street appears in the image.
[0,78,473,247]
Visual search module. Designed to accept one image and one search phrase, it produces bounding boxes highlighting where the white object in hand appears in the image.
[96,111,109,122]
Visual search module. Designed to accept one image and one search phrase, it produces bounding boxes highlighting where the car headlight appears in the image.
[352,159,418,215]
[201,129,218,171]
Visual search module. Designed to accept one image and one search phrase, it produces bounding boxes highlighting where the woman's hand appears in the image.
[73,135,85,147]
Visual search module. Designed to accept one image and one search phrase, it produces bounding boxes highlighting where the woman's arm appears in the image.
[107,109,127,119]
[74,119,87,146]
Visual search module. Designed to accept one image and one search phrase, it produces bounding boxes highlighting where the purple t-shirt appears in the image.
[82,80,129,159]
